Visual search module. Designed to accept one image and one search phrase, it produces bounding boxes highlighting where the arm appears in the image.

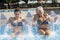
[46,15,51,22]
[21,16,26,22]
[33,14,38,21]
[32,14,38,26]
[48,16,51,21]
[6,17,13,30]
[7,17,13,24]
[54,16,58,22]
[22,19,26,22]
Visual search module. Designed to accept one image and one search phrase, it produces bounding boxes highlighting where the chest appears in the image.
[38,17,46,22]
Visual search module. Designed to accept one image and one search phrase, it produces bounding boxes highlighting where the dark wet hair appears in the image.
[14,8,21,13]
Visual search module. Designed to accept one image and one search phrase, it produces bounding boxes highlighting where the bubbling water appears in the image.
[0,10,60,40]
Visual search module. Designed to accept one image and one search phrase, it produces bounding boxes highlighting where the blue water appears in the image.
[0,21,60,40]
[0,9,60,40]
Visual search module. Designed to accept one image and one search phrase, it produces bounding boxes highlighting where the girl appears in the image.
[33,6,51,35]
[8,8,24,37]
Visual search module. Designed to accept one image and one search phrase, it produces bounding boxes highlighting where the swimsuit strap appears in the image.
[11,21,23,26]
[37,17,48,25]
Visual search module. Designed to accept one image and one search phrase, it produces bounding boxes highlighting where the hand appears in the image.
[32,23,35,26]
[54,16,58,22]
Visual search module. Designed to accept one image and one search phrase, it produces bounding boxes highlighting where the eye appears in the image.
[15,14,19,15]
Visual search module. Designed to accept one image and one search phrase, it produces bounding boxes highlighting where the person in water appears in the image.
[33,6,51,35]
[8,8,24,37]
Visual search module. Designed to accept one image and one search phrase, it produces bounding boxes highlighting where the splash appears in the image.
[49,31,57,37]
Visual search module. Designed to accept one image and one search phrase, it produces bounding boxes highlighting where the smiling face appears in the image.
[14,11,21,18]
[36,7,44,17]
[14,8,21,18]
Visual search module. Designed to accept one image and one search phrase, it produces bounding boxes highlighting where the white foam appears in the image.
[49,31,57,37]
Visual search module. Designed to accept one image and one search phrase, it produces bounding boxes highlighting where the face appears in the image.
[14,11,21,18]
[36,9,43,16]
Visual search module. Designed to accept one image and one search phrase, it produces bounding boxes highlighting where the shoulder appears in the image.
[20,16,24,19]
[20,14,25,19]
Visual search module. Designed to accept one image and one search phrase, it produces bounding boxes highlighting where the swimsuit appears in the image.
[11,21,23,34]
[37,19,48,25]
[11,21,23,27]
[37,17,49,30]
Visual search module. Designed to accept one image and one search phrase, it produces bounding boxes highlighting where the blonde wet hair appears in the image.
[36,6,44,14]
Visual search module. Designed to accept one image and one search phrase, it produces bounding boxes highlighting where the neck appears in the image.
[15,17,20,20]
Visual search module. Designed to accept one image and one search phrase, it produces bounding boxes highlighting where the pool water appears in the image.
[0,23,60,40]
[0,9,60,40]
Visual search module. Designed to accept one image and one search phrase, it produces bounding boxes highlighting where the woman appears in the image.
[33,6,51,35]
[8,8,24,37]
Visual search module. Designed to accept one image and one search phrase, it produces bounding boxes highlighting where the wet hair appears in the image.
[14,8,21,13]
[36,6,44,12]
[44,11,47,14]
